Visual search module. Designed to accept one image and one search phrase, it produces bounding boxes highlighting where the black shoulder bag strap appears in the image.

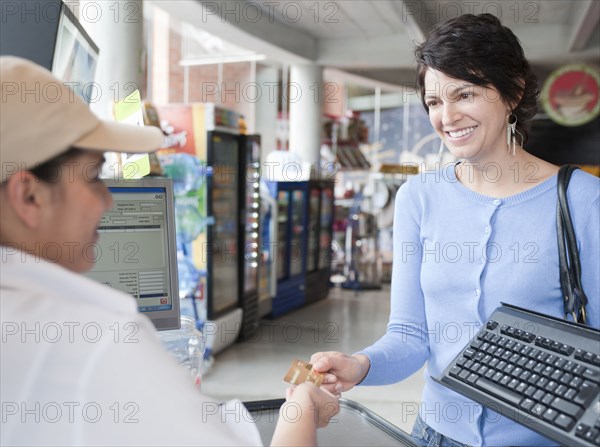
[556,165,588,325]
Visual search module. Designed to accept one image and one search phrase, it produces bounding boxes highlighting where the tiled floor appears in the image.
[202,285,426,435]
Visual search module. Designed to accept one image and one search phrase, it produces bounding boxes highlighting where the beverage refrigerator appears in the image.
[155,103,244,354]
[305,180,335,304]
[206,130,241,320]
[238,134,262,340]
[266,181,309,317]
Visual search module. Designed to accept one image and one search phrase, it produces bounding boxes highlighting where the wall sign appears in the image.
[541,64,600,127]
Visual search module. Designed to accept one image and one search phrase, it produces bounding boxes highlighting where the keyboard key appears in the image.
[554,358,567,370]
[492,371,503,383]
[564,361,576,373]
[476,378,523,406]
[583,368,600,384]
[555,385,568,397]
[515,382,528,394]
[520,398,535,412]
[467,373,479,385]
[471,339,483,350]
[564,388,577,401]
[546,381,558,393]
[542,408,558,423]
[464,348,476,358]
[449,366,462,378]
[572,364,586,376]
[569,377,583,390]
[559,373,573,385]
[517,357,529,368]
[486,320,498,330]
[554,414,575,431]
[522,332,535,343]
[559,344,574,356]
[541,393,554,406]
[550,397,583,419]
[525,386,537,398]
[519,371,532,382]
[574,382,600,407]
[520,346,533,357]
[575,423,588,438]
[531,403,546,417]
[527,373,540,385]
[583,428,599,443]
[532,389,546,402]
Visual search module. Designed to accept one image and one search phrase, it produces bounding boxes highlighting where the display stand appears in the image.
[305,180,335,304]
[341,193,382,290]
[243,398,418,446]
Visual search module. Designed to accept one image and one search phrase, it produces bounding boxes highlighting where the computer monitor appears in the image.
[85,178,180,331]
[0,0,98,103]
[51,2,99,103]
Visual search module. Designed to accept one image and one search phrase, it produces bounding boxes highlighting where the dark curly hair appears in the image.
[415,13,539,145]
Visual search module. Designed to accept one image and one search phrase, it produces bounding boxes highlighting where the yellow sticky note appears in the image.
[113,90,150,179]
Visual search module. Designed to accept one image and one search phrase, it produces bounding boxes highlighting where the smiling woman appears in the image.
[309,13,600,447]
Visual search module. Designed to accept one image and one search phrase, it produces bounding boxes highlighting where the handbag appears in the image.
[556,165,588,324]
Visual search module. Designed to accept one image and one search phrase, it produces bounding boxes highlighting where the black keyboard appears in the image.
[434,303,600,447]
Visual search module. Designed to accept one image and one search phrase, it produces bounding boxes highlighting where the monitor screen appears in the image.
[85,178,180,331]
[51,3,99,103]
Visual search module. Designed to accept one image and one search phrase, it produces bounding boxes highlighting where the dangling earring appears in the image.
[506,113,523,156]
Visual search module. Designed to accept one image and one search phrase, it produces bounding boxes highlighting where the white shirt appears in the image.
[1,248,262,446]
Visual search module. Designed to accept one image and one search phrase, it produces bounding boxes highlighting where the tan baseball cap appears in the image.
[0,56,164,182]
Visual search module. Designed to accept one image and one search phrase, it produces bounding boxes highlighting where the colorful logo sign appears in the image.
[541,64,600,127]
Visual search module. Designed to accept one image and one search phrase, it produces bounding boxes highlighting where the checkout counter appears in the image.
[244,398,418,446]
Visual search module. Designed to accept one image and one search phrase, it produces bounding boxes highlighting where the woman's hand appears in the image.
[310,351,371,395]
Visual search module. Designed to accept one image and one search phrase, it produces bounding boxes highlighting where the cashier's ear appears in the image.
[1,171,53,229]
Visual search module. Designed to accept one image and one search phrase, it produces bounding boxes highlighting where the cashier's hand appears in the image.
[284,382,340,428]
[310,352,371,395]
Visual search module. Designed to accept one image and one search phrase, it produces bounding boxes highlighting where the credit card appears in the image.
[283,359,324,387]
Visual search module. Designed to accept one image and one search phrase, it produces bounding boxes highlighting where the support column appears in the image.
[255,65,279,166]
[79,0,145,120]
[289,64,323,176]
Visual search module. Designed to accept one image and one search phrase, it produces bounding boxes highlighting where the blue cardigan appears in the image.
[358,164,600,446]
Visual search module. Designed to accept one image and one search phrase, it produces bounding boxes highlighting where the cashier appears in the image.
[0,56,338,446]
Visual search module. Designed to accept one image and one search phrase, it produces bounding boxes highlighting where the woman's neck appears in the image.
[455,148,558,198]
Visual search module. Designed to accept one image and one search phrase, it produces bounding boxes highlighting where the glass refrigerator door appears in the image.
[244,140,260,294]
[276,190,289,280]
[307,188,320,272]
[319,187,334,269]
[289,190,306,277]
[209,133,239,316]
